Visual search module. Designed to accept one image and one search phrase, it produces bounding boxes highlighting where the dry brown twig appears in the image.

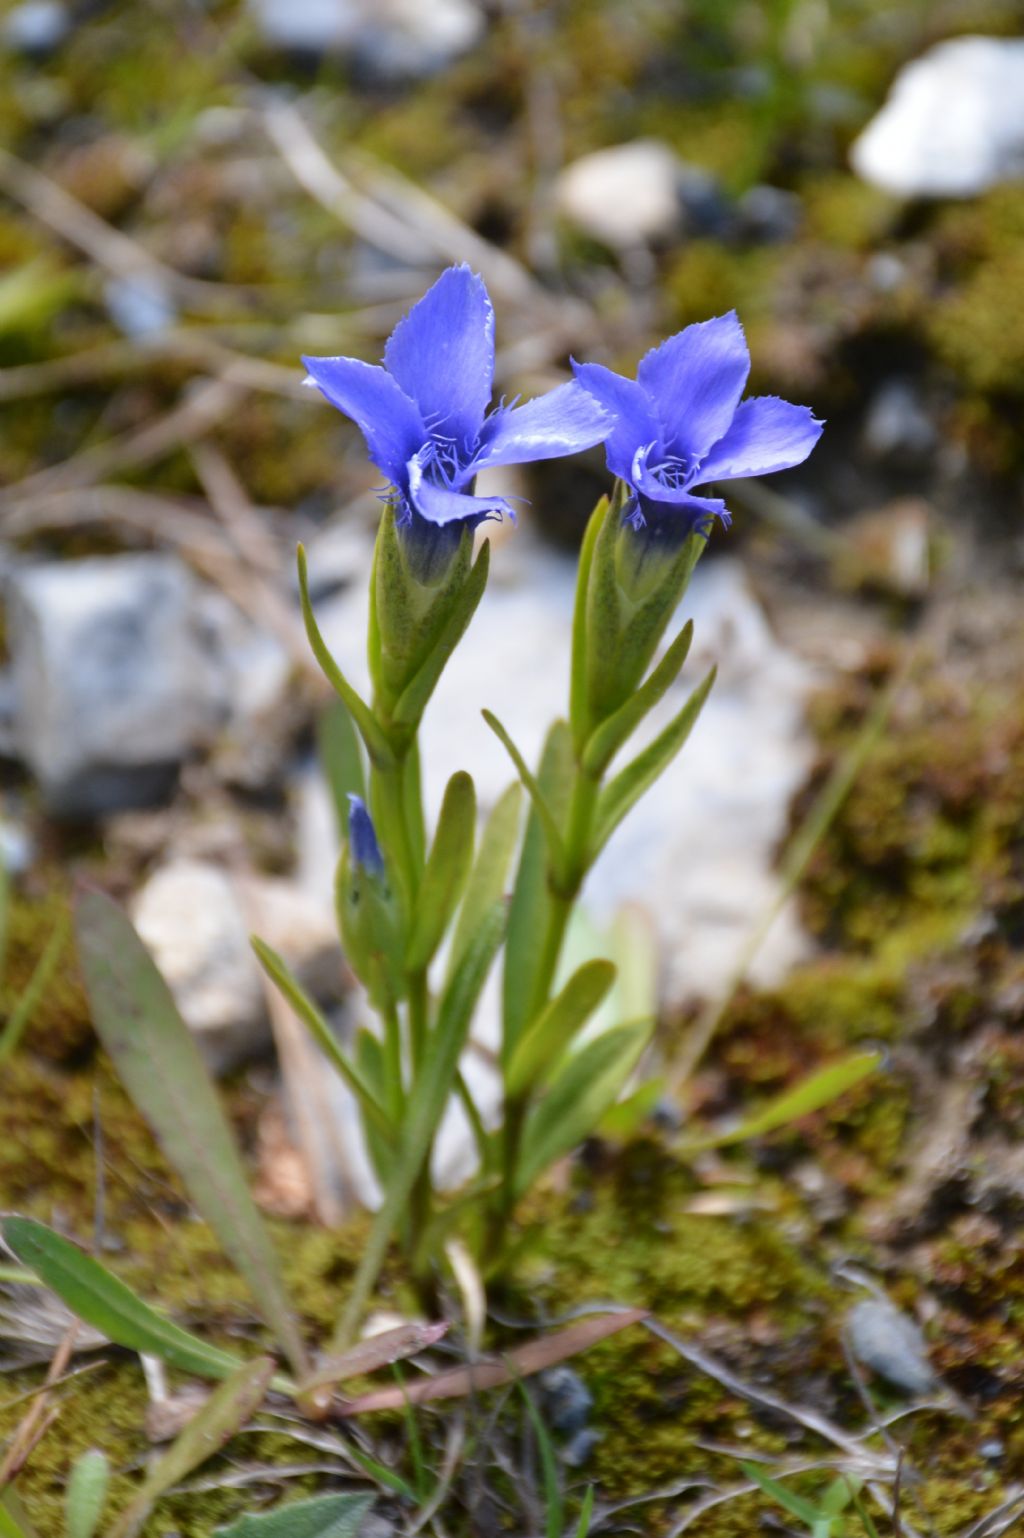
[0,1321,79,1489]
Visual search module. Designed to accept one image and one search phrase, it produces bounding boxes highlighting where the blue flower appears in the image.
[573,312,823,539]
[347,794,384,877]
[303,265,612,575]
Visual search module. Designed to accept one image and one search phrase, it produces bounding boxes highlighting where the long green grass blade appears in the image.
[680,1050,883,1153]
[110,1357,275,1538]
[2,1217,253,1385]
[518,1381,563,1538]
[0,914,68,1069]
[75,890,307,1378]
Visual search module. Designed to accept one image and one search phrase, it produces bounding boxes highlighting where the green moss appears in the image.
[1,885,92,1063]
[800,173,900,252]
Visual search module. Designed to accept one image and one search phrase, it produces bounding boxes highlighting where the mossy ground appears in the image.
[4,0,1024,1530]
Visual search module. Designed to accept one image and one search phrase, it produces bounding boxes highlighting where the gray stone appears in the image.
[1,0,68,55]
[541,1366,593,1436]
[846,1296,938,1396]
[556,140,683,249]
[851,36,1024,198]
[863,380,937,465]
[5,554,216,817]
[736,184,801,244]
[249,0,483,80]
[132,858,341,1074]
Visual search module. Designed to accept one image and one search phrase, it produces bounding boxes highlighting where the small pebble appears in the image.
[540,1365,593,1436]
[847,1296,938,1397]
[980,1440,1004,1461]
[1,0,68,55]
[562,1427,601,1468]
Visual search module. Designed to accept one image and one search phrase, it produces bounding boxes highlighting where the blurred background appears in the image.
[2,0,1024,1211]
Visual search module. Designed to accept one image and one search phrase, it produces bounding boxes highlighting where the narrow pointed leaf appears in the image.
[336,900,506,1346]
[505,959,616,1096]
[592,667,715,860]
[1,1217,251,1385]
[391,540,490,729]
[110,1357,275,1538]
[297,544,393,767]
[75,890,307,1377]
[739,1463,826,1528]
[66,1450,109,1538]
[447,781,521,983]
[252,938,392,1140]
[574,1487,596,1538]
[502,721,575,1051]
[516,1021,651,1195]
[216,1494,375,1538]
[338,1308,647,1413]
[680,1050,884,1153]
[0,913,68,1068]
[482,711,567,881]
[581,620,693,777]
[405,771,476,973]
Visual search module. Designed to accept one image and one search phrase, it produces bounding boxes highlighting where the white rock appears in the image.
[1,0,68,54]
[5,555,215,816]
[250,0,483,79]
[132,858,341,1074]
[851,36,1024,198]
[3,554,293,815]
[846,1296,938,1396]
[556,140,683,249]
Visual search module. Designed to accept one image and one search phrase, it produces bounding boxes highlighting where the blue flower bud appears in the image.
[347,794,384,877]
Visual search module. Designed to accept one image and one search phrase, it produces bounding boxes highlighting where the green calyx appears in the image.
[370,504,484,726]
[572,483,705,747]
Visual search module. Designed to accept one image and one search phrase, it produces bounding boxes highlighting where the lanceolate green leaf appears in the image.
[502,721,575,1051]
[505,959,616,1094]
[65,1450,109,1538]
[216,1494,375,1538]
[391,540,490,729]
[251,938,392,1140]
[481,711,567,881]
[592,666,716,860]
[1,1217,253,1385]
[75,890,308,1378]
[0,1489,38,1538]
[680,1050,884,1153]
[447,781,522,984]
[336,901,506,1346]
[297,544,393,768]
[405,771,476,973]
[110,1357,275,1538]
[581,620,693,777]
[516,1021,651,1195]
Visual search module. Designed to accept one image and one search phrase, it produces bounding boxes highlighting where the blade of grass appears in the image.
[75,890,308,1378]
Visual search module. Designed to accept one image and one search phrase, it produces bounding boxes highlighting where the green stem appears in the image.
[407,969,429,1076]
[382,1000,404,1122]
